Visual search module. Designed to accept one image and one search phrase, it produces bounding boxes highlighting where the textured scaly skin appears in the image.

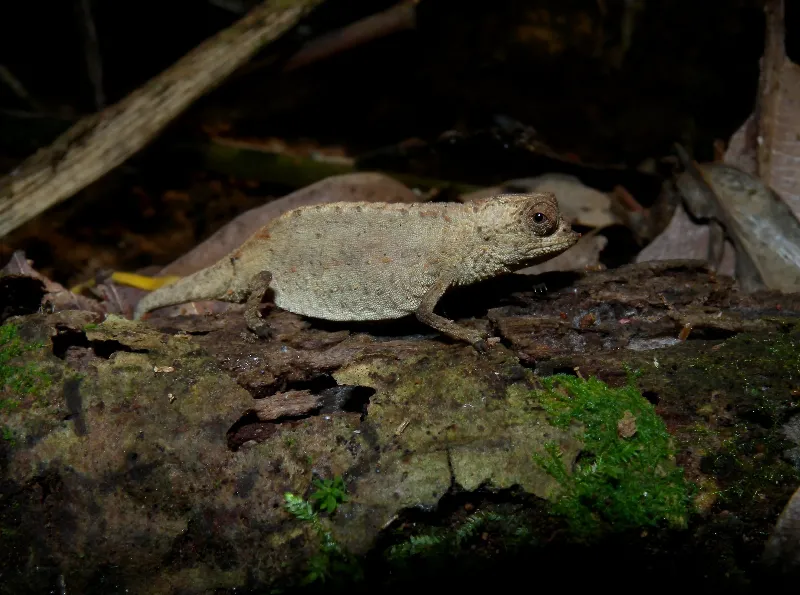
[134,193,579,345]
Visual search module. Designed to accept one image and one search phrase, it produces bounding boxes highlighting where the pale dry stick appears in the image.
[0,0,326,238]
[76,0,106,110]
[234,0,419,78]
[282,0,418,72]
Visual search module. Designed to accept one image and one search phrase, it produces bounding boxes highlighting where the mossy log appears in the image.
[1,260,799,593]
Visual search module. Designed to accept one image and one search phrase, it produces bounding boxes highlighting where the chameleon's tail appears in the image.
[133,259,235,320]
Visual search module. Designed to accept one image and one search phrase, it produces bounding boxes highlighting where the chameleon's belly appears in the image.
[269,262,438,321]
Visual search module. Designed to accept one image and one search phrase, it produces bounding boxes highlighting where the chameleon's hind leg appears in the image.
[415,275,491,351]
[243,271,275,338]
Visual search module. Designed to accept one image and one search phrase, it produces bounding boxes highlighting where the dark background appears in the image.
[0,0,795,283]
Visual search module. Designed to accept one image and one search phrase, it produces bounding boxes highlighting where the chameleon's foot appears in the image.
[245,308,273,339]
[244,271,275,339]
[472,335,500,353]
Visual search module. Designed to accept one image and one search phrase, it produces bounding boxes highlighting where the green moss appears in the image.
[384,509,535,568]
[530,373,692,538]
[82,323,99,331]
[697,417,800,509]
[388,511,504,563]
[631,330,800,513]
[669,332,800,424]
[0,323,51,399]
[283,477,361,585]
[1,425,15,446]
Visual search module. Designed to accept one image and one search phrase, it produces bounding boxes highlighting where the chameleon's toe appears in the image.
[245,316,273,339]
[250,323,274,339]
[244,311,274,339]
[472,335,501,353]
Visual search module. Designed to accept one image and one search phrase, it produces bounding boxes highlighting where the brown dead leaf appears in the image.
[634,204,736,277]
[1,250,106,314]
[724,0,800,219]
[763,484,800,575]
[724,113,758,175]
[617,410,637,439]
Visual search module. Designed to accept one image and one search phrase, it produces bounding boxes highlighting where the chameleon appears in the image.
[133,193,579,348]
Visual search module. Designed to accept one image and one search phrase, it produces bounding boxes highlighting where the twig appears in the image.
[612,184,643,212]
[76,0,105,110]
[0,0,326,239]
[238,0,418,77]
[283,0,418,72]
[208,0,253,13]
[0,65,42,111]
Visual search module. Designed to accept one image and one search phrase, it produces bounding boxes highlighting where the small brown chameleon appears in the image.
[134,193,579,348]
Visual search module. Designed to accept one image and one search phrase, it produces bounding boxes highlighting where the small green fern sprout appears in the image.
[310,476,349,513]
[284,492,316,521]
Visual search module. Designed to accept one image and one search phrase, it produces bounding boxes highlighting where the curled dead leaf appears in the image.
[617,410,637,439]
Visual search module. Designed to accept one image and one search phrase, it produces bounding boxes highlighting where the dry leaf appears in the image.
[617,410,637,439]
[634,204,736,277]
[1,250,106,314]
[763,484,800,576]
[724,0,800,219]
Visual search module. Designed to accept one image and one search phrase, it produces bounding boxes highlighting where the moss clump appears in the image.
[284,477,361,585]
[385,510,532,567]
[678,332,800,424]
[532,373,692,538]
[0,323,50,400]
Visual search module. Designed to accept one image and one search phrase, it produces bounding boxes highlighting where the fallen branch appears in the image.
[0,0,326,238]
[234,0,419,78]
[282,0,418,72]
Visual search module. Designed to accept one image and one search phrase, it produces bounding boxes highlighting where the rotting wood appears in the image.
[0,0,326,238]
[251,389,323,421]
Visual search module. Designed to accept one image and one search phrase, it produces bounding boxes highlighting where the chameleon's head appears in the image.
[478,192,580,266]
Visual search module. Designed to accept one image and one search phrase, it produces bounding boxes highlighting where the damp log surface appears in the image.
[1,260,799,593]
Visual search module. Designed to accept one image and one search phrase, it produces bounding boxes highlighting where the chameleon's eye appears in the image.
[529,201,559,236]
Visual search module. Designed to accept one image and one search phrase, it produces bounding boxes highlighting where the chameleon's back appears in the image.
[250,201,461,321]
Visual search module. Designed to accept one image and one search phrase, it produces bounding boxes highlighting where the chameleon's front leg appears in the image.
[415,276,491,351]
[243,271,275,338]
